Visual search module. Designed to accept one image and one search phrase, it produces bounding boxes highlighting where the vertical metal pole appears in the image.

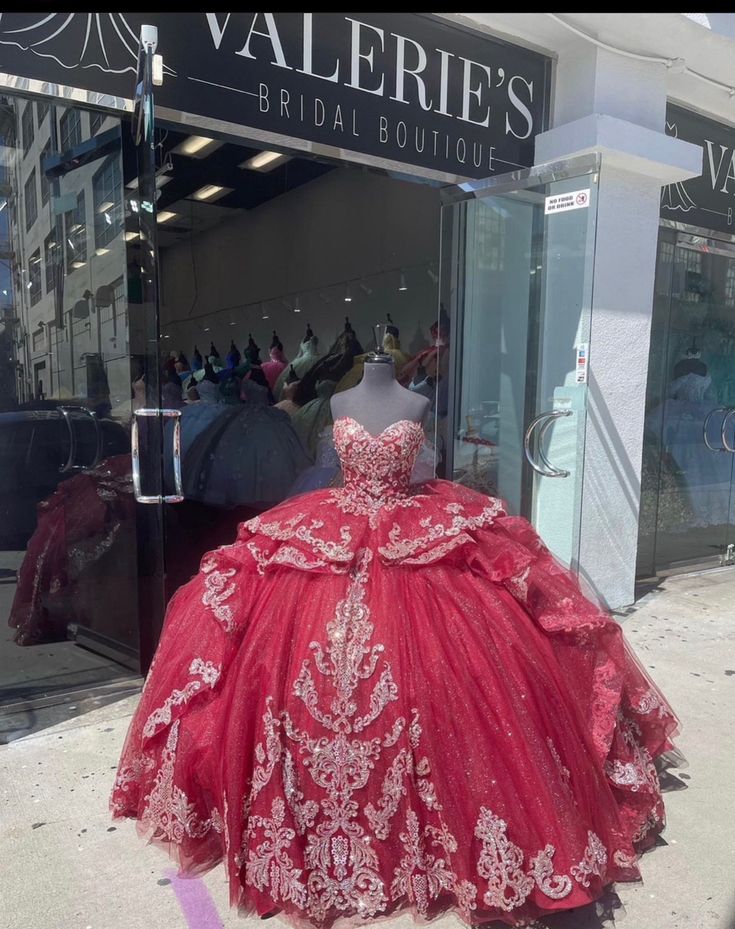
[132,24,167,671]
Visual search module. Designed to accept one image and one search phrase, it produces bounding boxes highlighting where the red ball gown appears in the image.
[111,416,679,927]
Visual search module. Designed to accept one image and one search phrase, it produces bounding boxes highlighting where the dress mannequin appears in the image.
[334,317,411,394]
[273,326,322,400]
[261,331,288,390]
[330,351,429,434]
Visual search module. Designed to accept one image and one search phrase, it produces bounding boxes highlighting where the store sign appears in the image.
[662,104,735,234]
[0,12,549,179]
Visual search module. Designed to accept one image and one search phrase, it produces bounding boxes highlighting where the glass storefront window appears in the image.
[638,228,735,575]
[146,132,443,587]
[0,90,163,740]
[0,98,447,735]
[441,164,599,570]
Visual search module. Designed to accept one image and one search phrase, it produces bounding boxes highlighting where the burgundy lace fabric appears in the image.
[111,417,680,928]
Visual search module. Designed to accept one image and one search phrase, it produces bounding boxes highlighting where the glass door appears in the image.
[637,228,735,575]
[440,155,600,570]
[0,78,165,736]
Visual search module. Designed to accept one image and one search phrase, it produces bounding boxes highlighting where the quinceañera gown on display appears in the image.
[112,416,679,928]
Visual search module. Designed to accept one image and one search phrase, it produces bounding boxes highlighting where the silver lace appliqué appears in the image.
[142,658,221,740]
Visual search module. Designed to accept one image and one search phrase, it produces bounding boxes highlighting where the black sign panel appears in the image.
[0,12,549,178]
[663,104,735,235]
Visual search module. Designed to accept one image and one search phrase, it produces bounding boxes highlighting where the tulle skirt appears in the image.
[112,479,679,928]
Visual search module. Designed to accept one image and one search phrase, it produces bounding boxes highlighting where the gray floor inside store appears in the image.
[1,566,734,929]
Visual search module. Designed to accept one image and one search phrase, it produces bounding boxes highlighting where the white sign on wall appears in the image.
[544,188,590,215]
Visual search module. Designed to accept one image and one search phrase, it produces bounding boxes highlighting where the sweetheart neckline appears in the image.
[335,415,423,442]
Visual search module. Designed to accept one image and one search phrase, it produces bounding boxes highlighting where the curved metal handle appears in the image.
[58,407,77,473]
[58,406,103,471]
[524,409,573,478]
[722,408,735,453]
[704,407,730,452]
[78,407,102,468]
[132,408,184,504]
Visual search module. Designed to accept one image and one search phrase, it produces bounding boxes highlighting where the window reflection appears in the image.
[638,232,735,574]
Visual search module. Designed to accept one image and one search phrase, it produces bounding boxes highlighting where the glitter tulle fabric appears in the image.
[111,416,680,928]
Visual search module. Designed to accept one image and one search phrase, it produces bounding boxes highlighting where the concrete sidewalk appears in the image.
[1,568,734,929]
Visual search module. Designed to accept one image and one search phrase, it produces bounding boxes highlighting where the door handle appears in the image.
[58,406,104,472]
[524,409,573,478]
[703,407,730,452]
[131,408,184,504]
[722,408,735,453]
[58,407,77,473]
[78,408,103,469]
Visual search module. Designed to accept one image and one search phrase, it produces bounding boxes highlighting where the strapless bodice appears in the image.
[333,416,424,503]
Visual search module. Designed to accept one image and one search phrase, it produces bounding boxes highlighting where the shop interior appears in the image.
[148,128,446,589]
[0,100,450,738]
[1,98,598,738]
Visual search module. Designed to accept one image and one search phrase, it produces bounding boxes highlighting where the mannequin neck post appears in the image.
[361,358,395,387]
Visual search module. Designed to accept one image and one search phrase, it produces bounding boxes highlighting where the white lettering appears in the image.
[434,48,454,116]
[352,110,360,136]
[704,140,729,190]
[205,13,231,50]
[506,75,534,140]
[236,13,292,70]
[456,137,466,164]
[298,13,339,82]
[333,104,344,131]
[458,57,491,127]
[703,139,735,195]
[390,33,433,110]
[259,82,269,113]
[720,152,735,195]
[280,88,290,117]
[345,17,385,96]
[415,126,425,152]
[314,97,325,127]
[396,120,407,148]
[379,116,388,143]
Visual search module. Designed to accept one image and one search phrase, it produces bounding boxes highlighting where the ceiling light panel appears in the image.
[241,150,289,172]
[172,136,222,158]
[191,185,233,202]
